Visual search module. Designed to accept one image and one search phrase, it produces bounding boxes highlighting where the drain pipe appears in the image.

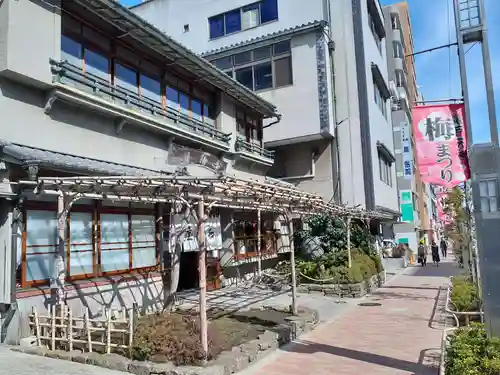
[262,113,282,129]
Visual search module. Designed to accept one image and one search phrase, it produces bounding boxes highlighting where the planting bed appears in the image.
[13,305,319,375]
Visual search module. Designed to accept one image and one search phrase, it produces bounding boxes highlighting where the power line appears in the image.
[406,42,458,57]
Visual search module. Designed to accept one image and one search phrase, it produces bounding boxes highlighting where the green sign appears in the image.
[398,238,409,244]
[400,203,414,222]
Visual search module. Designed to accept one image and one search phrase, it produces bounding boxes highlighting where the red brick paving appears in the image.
[245,258,458,375]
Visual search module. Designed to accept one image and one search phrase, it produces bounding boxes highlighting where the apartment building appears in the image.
[0,0,298,343]
[383,2,429,251]
[131,0,400,234]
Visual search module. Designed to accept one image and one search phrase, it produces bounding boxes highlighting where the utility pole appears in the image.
[453,0,500,335]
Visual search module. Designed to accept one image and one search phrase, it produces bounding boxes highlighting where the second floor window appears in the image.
[236,111,263,145]
[209,0,278,39]
[211,40,292,91]
[60,19,216,127]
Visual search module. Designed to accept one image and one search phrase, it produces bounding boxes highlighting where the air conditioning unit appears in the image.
[389,80,399,99]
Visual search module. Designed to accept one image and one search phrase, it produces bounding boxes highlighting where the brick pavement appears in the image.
[238,256,461,375]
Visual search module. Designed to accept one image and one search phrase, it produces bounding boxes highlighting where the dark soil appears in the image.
[210,308,291,351]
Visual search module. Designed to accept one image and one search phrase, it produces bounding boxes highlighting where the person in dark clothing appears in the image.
[440,238,448,258]
[431,241,440,266]
[417,241,427,266]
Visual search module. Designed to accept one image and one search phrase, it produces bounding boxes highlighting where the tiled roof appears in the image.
[0,139,174,176]
[201,21,327,57]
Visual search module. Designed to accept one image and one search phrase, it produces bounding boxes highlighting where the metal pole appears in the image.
[478,0,499,146]
[197,199,208,358]
[347,217,352,268]
[288,214,297,315]
[257,209,262,275]
[453,0,474,146]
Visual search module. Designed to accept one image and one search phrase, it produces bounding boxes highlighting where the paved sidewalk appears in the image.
[238,256,461,375]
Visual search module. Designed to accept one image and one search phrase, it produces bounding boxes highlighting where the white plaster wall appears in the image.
[131,0,324,54]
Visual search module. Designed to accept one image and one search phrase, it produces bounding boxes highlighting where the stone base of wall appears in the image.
[11,305,319,375]
[297,271,386,298]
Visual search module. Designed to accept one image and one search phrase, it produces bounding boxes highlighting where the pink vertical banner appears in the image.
[435,186,453,225]
[412,104,470,188]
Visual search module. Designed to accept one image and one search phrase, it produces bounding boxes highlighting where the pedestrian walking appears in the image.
[440,238,448,258]
[417,241,427,266]
[431,241,440,267]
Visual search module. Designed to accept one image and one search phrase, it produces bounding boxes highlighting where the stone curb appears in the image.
[297,271,386,298]
[11,306,320,375]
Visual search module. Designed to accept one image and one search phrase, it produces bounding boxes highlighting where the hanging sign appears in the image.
[412,104,470,188]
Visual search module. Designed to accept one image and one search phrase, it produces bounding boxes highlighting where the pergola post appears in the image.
[257,209,262,275]
[347,216,352,269]
[53,193,74,304]
[197,199,208,358]
[288,212,297,315]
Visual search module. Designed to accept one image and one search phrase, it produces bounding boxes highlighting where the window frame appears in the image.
[236,110,264,145]
[378,152,393,186]
[19,201,160,288]
[208,0,279,40]
[214,40,292,92]
[479,179,499,213]
[61,14,217,127]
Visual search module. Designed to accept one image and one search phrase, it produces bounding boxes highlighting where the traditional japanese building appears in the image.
[0,0,296,343]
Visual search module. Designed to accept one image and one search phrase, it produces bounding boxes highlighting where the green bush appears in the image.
[451,276,480,313]
[296,248,378,284]
[446,324,500,375]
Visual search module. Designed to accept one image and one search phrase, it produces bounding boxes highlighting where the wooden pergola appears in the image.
[17,175,393,357]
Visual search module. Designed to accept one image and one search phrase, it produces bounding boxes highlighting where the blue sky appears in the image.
[121,0,499,143]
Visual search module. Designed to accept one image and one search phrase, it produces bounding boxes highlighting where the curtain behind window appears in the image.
[131,215,156,268]
[100,213,129,273]
[69,212,94,277]
[25,210,58,282]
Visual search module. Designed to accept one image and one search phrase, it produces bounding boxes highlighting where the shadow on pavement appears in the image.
[408,257,463,277]
[284,340,439,374]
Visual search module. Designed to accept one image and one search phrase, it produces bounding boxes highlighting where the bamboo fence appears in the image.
[29,304,135,354]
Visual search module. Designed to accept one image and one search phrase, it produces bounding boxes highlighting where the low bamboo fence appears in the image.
[29,304,135,354]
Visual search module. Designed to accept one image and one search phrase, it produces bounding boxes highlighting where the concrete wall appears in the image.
[1,0,61,86]
[359,0,398,212]
[269,139,336,200]
[259,32,325,145]
[131,0,399,211]
[131,0,325,54]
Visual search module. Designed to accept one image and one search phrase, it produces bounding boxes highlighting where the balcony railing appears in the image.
[235,138,274,160]
[50,59,231,146]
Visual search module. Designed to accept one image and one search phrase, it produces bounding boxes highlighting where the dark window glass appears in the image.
[235,67,253,90]
[140,74,161,102]
[191,99,202,121]
[213,56,232,70]
[115,63,138,94]
[254,62,272,91]
[61,36,82,64]
[260,0,278,23]
[225,9,241,34]
[166,86,179,110]
[273,40,291,55]
[203,104,214,126]
[274,56,292,87]
[224,70,233,77]
[84,49,109,80]
[234,51,252,66]
[253,46,271,61]
[179,93,190,116]
[209,15,225,39]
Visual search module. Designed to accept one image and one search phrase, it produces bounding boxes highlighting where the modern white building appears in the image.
[131,0,400,232]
